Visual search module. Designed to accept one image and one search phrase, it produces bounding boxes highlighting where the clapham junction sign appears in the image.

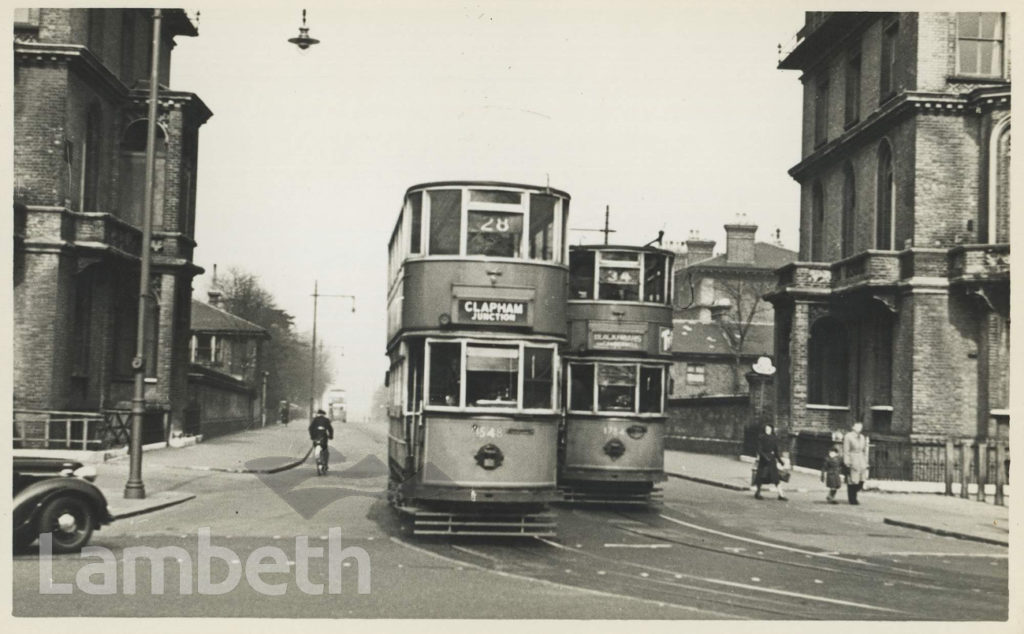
[457,300,529,324]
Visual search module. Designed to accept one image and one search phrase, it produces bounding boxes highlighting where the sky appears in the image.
[170,1,807,419]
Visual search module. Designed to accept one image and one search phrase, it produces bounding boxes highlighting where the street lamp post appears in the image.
[309,280,355,417]
[124,9,163,500]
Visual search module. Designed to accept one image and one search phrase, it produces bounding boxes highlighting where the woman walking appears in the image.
[754,424,787,501]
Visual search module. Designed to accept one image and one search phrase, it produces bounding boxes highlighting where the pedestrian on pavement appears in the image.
[821,444,843,503]
[753,424,787,501]
[842,421,870,505]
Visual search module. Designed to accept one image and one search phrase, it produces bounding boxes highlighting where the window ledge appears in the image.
[869,404,893,411]
[806,404,850,411]
[144,377,158,384]
[947,75,1009,85]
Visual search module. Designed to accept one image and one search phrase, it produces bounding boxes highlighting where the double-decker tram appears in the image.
[559,244,675,504]
[385,181,571,536]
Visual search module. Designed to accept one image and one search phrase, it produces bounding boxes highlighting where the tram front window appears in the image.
[529,194,556,260]
[598,364,636,411]
[467,211,523,257]
[428,190,462,255]
[428,341,461,406]
[599,252,640,301]
[643,253,667,303]
[466,344,519,406]
[569,250,595,299]
[569,363,595,411]
[523,347,554,408]
[639,366,664,413]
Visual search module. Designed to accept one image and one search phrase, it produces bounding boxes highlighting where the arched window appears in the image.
[808,316,848,406]
[119,119,167,227]
[811,181,825,261]
[875,141,895,250]
[841,162,856,258]
[988,118,1010,243]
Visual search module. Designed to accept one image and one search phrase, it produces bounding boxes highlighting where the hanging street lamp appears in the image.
[288,9,320,50]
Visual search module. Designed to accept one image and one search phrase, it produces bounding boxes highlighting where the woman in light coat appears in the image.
[842,421,869,505]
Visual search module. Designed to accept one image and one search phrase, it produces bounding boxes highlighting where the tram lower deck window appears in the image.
[428,341,461,406]
[466,344,519,406]
[523,347,554,409]
[639,366,663,413]
[598,364,636,411]
[569,363,595,410]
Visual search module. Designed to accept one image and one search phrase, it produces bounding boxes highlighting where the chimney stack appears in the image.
[724,215,757,264]
[207,289,222,308]
[684,230,716,266]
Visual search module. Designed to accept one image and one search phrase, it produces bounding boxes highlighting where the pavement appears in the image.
[82,425,1011,548]
[664,450,1011,547]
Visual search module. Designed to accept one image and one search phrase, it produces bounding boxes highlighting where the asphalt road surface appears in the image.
[12,420,1008,619]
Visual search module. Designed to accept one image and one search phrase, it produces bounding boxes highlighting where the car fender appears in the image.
[13,477,113,532]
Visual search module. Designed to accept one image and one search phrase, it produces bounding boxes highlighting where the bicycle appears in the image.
[314,441,329,475]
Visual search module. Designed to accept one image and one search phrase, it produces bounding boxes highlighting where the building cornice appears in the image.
[14,42,129,103]
[128,88,213,126]
[789,89,1011,181]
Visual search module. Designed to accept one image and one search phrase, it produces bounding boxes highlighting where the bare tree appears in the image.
[213,268,333,413]
[711,276,776,393]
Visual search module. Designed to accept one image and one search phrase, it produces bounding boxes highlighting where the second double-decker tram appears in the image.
[560,244,675,503]
[385,181,571,536]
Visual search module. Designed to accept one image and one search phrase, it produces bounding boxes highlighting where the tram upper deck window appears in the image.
[598,364,636,411]
[530,194,556,261]
[639,366,663,413]
[466,344,519,407]
[643,253,667,303]
[428,190,461,255]
[428,341,461,406]
[570,250,595,299]
[408,192,423,254]
[467,211,523,257]
[598,252,640,301]
[569,363,595,411]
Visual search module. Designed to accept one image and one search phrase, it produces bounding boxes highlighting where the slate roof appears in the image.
[191,300,269,337]
[689,242,797,271]
[672,321,774,357]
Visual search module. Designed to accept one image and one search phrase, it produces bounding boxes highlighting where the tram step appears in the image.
[559,487,664,505]
[405,511,557,537]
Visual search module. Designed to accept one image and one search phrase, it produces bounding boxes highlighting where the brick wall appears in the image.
[14,65,68,206]
[915,113,982,247]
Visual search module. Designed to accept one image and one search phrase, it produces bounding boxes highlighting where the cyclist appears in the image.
[308,409,334,473]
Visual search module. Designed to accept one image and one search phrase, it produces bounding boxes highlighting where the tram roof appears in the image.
[404,180,572,200]
[570,243,676,257]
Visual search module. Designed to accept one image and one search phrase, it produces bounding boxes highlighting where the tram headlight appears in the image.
[603,438,626,460]
[438,313,451,326]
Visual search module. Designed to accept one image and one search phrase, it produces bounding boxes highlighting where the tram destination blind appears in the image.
[458,299,529,324]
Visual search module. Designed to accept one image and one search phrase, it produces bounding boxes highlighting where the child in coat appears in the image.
[821,445,844,503]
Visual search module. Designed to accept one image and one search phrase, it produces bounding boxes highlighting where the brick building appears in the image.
[667,222,796,398]
[186,292,269,439]
[771,12,1010,476]
[13,9,211,448]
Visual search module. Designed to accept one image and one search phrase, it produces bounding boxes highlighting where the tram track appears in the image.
[637,504,1005,596]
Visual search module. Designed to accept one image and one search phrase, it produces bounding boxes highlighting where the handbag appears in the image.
[779,469,791,483]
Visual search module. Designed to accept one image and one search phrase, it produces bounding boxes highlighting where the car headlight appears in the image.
[73,466,97,482]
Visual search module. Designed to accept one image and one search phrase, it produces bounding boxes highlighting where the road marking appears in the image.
[450,544,503,565]
[823,551,1008,558]
[543,527,908,616]
[602,543,672,549]
[390,536,735,618]
[658,513,893,570]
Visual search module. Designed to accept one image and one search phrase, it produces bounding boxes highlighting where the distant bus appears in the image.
[327,388,346,423]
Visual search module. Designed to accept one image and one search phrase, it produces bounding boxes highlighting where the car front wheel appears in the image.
[39,495,95,553]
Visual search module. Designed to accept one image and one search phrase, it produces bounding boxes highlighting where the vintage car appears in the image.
[13,456,113,553]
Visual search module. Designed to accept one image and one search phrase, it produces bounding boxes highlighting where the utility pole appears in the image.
[124,9,162,500]
[309,281,356,417]
[570,204,617,245]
